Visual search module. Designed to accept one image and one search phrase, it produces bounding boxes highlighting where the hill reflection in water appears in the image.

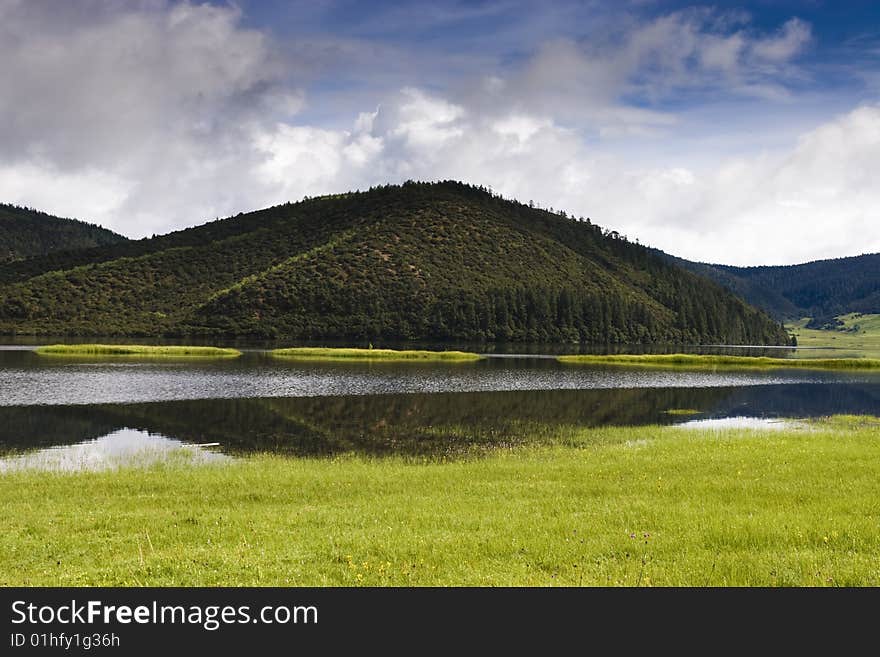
[2,383,878,459]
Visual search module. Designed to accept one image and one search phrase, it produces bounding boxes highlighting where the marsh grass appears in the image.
[558,353,880,370]
[663,409,701,416]
[2,417,879,586]
[270,347,482,361]
[35,344,241,358]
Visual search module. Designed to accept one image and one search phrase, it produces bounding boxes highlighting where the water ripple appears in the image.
[0,349,871,406]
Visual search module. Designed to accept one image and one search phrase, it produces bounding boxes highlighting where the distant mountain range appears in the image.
[0,181,789,344]
[659,251,880,328]
[0,203,126,263]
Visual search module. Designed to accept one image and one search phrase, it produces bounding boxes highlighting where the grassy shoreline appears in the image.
[2,416,878,586]
[558,353,880,370]
[35,344,242,357]
[270,347,483,361]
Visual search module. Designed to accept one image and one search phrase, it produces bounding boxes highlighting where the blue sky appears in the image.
[0,0,878,264]
[236,1,880,101]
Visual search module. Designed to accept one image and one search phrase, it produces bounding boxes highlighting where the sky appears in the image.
[1,1,879,265]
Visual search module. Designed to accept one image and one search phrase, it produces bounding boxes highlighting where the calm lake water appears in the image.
[1,346,878,468]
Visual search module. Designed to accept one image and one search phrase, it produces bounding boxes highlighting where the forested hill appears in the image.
[0,204,127,263]
[0,181,789,344]
[660,251,880,328]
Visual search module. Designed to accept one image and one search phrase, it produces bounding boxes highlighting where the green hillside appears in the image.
[660,251,880,327]
[0,204,127,263]
[0,181,789,344]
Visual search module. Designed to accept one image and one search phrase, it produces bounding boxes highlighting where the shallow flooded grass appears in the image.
[0,429,229,473]
[1,416,878,586]
[558,353,880,370]
[270,347,483,361]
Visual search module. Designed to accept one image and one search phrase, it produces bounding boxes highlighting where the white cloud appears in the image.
[455,9,812,134]
[492,115,552,147]
[0,0,290,235]
[387,88,466,148]
[254,125,345,192]
[579,105,880,265]
[750,18,812,62]
[0,163,130,229]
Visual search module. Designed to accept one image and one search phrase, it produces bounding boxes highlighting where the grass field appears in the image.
[557,353,880,370]
[270,347,483,361]
[35,344,242,357]
[788,314,880,358]
[1,416,878,586]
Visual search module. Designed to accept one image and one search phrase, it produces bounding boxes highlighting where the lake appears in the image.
[1,346,879,467]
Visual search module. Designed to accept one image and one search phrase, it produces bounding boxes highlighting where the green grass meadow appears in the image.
[2,416,878,586]
[789,314,880,359]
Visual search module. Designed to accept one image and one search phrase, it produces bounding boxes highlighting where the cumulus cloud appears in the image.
[0,1,872,266]
[0,0,293,234]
